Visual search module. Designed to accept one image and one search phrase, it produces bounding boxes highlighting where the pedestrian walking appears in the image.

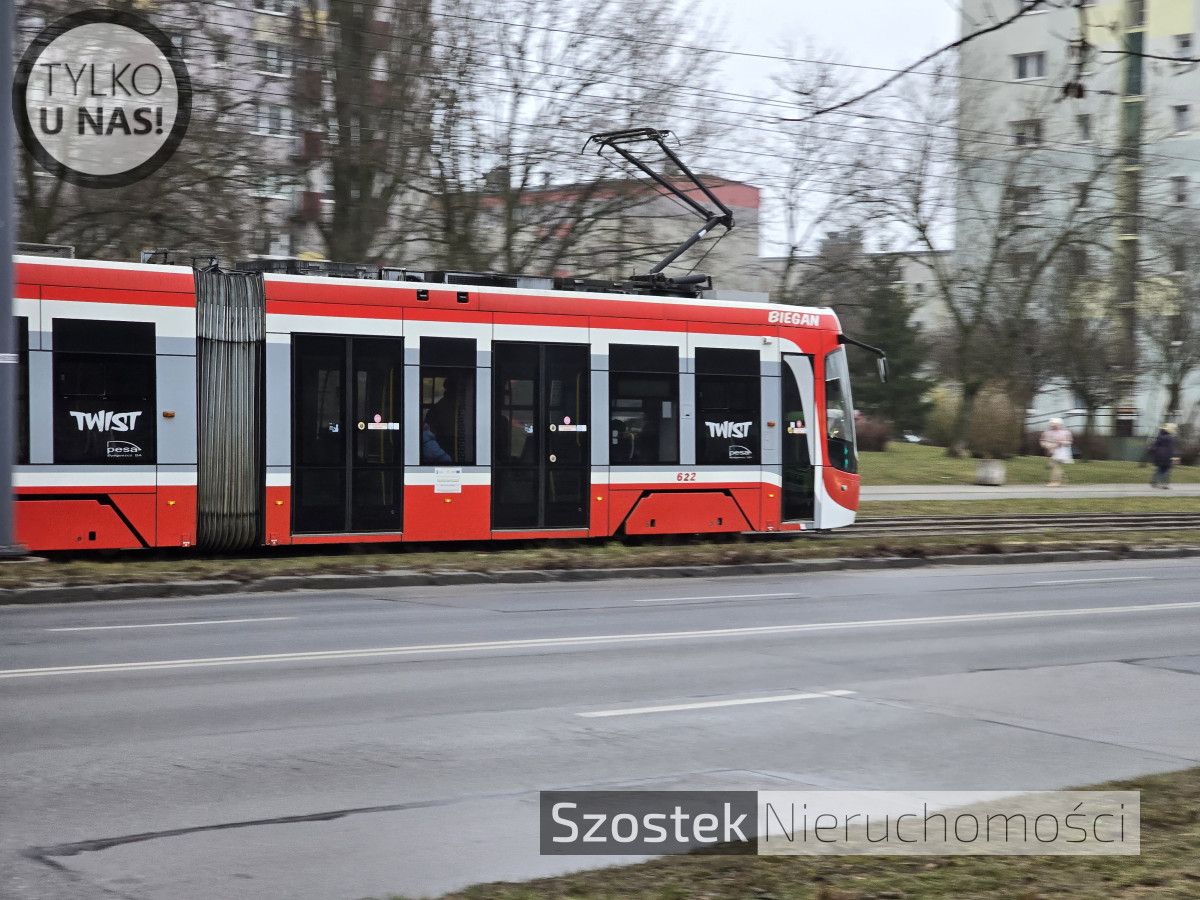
[1039,417,1074,487]
[1148,423,1179,489]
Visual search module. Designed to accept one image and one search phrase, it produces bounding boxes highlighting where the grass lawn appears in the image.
[860,443,1200,486]
[430,767,1200,900]
[858,497,1200,518]
[4,527,1200,590]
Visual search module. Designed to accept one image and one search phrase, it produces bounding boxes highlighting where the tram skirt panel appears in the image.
[195,268,266,551]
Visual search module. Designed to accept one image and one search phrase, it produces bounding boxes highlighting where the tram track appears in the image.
[848,512,1200,538]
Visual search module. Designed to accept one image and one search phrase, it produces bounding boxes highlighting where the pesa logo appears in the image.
[768,310,822,327]
[70,410,143,432]
[106,440,143,459]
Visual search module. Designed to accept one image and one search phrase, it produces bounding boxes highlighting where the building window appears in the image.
[256,102,289,136]
[52,319,157,465]
[608,344,679,465]
[695,348,760,466]
[254,0,289,13]
[1076,113,1092,142]
[1175,34,1194,59]
[1173,104,1191,133]
[913,282,925,296]
[255,41,288,74]
[1172,176,1189,204]
[1012,119,1043,147]
[1065,246,1089,277]
[1012,52,1046,81]
[419,338,476,465]
[16,317,28,465]
[1009,185,1042,215]
[1170,244,1188,273]
[266,231,292,257]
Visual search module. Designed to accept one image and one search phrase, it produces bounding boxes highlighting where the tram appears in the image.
[9,252,878,552]
[11,129,887,553]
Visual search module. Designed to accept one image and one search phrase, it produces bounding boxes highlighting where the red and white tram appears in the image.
[10,253,869,552]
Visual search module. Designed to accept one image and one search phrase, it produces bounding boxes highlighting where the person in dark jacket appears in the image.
[1149,423,1179,488]
[421,420,453,464]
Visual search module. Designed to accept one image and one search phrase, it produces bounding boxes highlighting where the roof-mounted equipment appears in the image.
[583,127,734,287]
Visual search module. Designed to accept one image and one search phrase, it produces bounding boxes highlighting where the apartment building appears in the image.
[957,0,1200,434]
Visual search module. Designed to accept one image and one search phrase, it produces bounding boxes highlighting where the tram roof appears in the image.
[15,254,838,329]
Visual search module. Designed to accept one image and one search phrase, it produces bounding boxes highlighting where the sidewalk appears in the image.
[862,484,1200,501]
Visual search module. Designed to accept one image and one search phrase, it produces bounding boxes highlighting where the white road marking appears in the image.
[635,592,801,603]
[45,616,295,633]
[4,599,1200,680]
[578,689,856,718]
[1031,576,1158,587]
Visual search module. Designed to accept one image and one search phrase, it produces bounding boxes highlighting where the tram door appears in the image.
[782,354,817,521]
[492,342,590,530]
[292,335,404,534]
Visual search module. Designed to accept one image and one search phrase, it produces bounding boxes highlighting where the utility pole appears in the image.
[0,0,23,557]
[1112,0,1146,439]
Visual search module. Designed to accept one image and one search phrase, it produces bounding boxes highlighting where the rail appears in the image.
[847,512,1200,538]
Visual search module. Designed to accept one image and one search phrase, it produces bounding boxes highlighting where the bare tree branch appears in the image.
[778,0,1064,121]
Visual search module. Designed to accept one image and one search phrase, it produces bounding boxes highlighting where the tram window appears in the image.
[295,337,345,469]
[609,344,678,465]
[695,348,760,465]
[16,317,28,464]
[825,348,858,474]
[494,344,537,467]
[695,347,758,377]
[420,338,475,465]
[52,319,157,465]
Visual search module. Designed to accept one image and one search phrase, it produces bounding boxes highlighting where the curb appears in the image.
[3,546,1200,605]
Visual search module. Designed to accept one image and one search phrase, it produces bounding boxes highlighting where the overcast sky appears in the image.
[702,0,959,87]
[686,0,960,254]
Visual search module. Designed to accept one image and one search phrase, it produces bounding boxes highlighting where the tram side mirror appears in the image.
[876,357,889,383]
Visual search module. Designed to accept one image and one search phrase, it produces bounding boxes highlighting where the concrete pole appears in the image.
[0,0,23,557]
[1112,0,1146,438]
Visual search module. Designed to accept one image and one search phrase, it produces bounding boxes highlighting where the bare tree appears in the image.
[290,0,435,263]
[14,0,280,260]
[416,0,720,278]
[767,51,871,302]
[1139,221,1200,422]
[1043,260,1123,451]
[860,71,1116,452]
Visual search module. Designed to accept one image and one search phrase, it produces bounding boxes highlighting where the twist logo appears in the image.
[705,420,753,439]
[70,410,143,432]
[12,8,192,188]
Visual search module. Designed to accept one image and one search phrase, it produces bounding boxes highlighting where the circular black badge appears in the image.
[12,8,192,189]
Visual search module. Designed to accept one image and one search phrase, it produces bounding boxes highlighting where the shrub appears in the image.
[855,416,892,452]
[1020,429,1043,457]
[967,384,1022,459]
[1074,430,1110,461]
[922,385,961,447]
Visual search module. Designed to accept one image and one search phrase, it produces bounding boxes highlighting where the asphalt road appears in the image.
[3,559,1200,899]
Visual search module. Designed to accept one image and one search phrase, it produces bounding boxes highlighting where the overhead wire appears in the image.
[117,6,1200,172]
[85,20,1185,211]
[112,11,1200,185]
[14,6,1195,243]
